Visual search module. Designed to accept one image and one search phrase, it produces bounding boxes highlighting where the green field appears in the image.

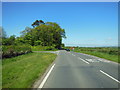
[2,52,57,88]
[73,47,119,63]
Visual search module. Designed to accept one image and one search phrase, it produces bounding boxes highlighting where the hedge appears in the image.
[31,46,57,51]
[2,45,32,59]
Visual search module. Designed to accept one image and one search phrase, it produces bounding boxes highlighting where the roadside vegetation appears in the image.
[1,20,66,88]
[1,20,66,58]
[2,52,57,88]
[2,45,32,58]
[31,46,58,51]
[72,47,119,63]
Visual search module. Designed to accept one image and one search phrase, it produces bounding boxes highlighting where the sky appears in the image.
[1,0,119,2]
[2,2,118,47]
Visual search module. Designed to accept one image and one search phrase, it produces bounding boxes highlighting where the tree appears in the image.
[31,20,45,28]
[14,37,25,45]
[2,35,16,45]
[20,27,32,37]
[39,20,45,24]
[45,22,66,48]
[21,21,66,48]
[0,27,7,38]
[9,35,16,42]
[61,43,65,48]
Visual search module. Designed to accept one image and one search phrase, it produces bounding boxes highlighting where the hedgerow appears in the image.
[74,47,119,55]
[2,45,32,58]
[31,45,57,51]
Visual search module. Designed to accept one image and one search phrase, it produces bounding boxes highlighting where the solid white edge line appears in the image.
[100,70,120,83]
[78,57,89,64]
[38,64,55,88]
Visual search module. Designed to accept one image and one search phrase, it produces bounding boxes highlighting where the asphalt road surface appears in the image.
[39,50,119,88]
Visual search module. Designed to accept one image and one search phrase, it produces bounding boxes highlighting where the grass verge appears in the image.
[2,52,57,88]
[74,51,119,63]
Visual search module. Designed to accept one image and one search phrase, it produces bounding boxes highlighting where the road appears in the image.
[39,50,119,88]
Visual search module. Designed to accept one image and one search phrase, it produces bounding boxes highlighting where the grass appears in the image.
[75,50,119,63]
[0,60,1,90]
[2,52,57,88]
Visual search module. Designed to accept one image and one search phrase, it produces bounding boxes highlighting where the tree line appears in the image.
[2,20,66,49]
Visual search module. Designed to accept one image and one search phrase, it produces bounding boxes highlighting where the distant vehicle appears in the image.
[65,49,70,51]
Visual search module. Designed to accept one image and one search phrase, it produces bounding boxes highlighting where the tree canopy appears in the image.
[2,20,66,49]
[31,20,45,28]
[20,20,66,48]
[0,27,7,38]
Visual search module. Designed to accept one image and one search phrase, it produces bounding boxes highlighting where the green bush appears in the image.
[31,46,57,51]
[45,46,55,50]
[2,45,32,58]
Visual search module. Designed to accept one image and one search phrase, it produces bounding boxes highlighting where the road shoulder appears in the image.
[32,52,59,88]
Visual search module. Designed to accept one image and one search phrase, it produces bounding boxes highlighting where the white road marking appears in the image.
[56,51,59,55]
[100,70,120,83]
[78,57,89,64]
[38,64,55,88]
[85,59,99,62]
[77,53,117,64]
[72,54,75,56]
[98,58,110,63]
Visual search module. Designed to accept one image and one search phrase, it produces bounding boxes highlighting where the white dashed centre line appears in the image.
[78,57,89,64]
[100,70,120,83]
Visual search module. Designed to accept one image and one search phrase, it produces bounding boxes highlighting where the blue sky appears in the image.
[2,2,118,47]
[2,0,119,2]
